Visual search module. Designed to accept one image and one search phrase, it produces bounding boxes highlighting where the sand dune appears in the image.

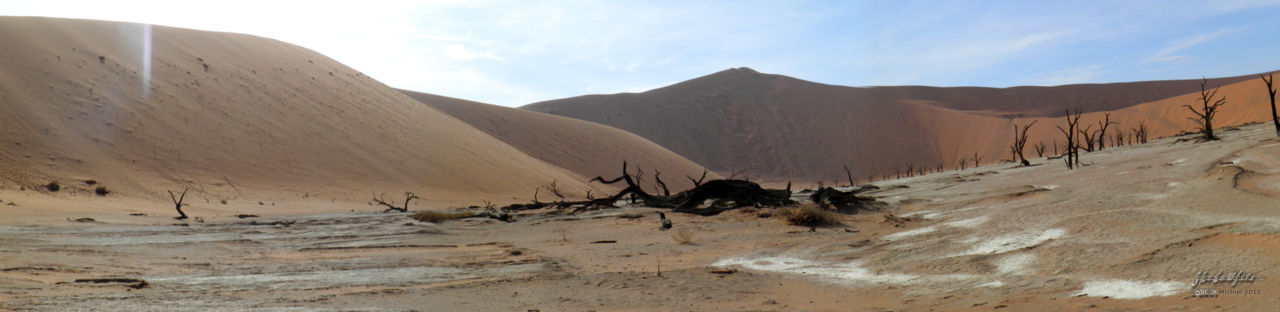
[0,17,595,208]
[401,90,716,192]
[526,67,1278,184]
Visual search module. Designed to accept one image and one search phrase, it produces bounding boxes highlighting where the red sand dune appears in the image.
[526,67,1278,184]
[401,90,717,192]
[0,17,609,205]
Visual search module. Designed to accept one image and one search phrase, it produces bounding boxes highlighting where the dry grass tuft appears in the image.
[777,204,839,227]
[409,210,476,223]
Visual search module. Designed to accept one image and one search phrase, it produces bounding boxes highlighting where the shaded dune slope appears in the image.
[526,67,1278,184]
[401,90,717,191]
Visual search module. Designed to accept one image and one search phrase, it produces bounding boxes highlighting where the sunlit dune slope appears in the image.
[0,16,594,204]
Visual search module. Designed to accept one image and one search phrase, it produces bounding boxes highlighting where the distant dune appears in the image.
[401,90,717,191]
[526,67,1278,184]
[0,17,597,205]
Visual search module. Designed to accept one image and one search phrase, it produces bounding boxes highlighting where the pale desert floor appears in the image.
[3,124,1280,311]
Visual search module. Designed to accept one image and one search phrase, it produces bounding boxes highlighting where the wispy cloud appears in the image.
[923,29,1077,65]
[1143,29,1237,64]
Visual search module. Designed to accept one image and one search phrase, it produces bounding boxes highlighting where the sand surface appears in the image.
[5,123,1279,311]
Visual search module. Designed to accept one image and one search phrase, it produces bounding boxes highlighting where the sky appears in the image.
[4,0,1280,107]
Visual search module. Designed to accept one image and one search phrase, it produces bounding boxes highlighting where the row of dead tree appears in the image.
[370,161,885,223]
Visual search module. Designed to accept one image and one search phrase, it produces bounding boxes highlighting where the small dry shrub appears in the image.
[94,186,109,196]
[46,181,60,192]
[409,211,476,223]
[777,204,838,227]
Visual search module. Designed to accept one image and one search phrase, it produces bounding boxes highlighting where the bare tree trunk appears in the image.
[1264,74,1279,137]
[1095,113,1116,151]
[169,189,189,220]
[843,165,855,187]
[1057,109,1083,169]
[1185,77,1227,141]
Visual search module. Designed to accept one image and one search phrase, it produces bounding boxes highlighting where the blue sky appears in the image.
[4,0,1280,106]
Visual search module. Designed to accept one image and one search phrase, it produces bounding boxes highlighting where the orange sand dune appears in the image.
[401,90,717,192]
[0,16,595,207]
[526,67,1278,184]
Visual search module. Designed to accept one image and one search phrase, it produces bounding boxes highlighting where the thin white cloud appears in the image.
[1143,28,1236,64]
[923,30,1076,65]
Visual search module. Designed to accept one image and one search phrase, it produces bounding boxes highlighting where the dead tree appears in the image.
[1132,121,1149,144]
[1056,109,1084,169]
[686,169,708,188]
[169,188,190,220]
[1264,74,1279,137]
[843,165,855,186]
[373,192,418,212]
[1184,77,1227,141]
[1095,113,1116,150]
[957,157,968,170]
[1112,128,1125,148]
[1078,124,1095,152]
[809,186,885,213]
[1009,120,1037,166]
[904,163,915,177]
[971,152,982,168]
[1033,141,1047,157]
[652,171,671,196]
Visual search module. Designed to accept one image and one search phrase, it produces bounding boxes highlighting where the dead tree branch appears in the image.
[1132,121,1149,144]
[1009,120,1037,166]
[1056,109,1083,169]
[169,188,189,220]
[1095,113,1116,150]
[373,192,418,212]
[1264,73,1279,137]
[1184,77,1227,141]
[685,169,708,188]
[653,171,670,196]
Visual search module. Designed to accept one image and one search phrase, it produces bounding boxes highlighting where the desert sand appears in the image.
[4,122,1279,311]
[526,67,1278,185]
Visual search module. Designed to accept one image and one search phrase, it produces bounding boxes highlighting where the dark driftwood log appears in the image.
[809,186,885,213]
[672,180,793,215]
[503,161,795,217]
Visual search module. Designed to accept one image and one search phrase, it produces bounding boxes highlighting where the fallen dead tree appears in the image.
[808,186,886,213]
[500,161,795,216]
